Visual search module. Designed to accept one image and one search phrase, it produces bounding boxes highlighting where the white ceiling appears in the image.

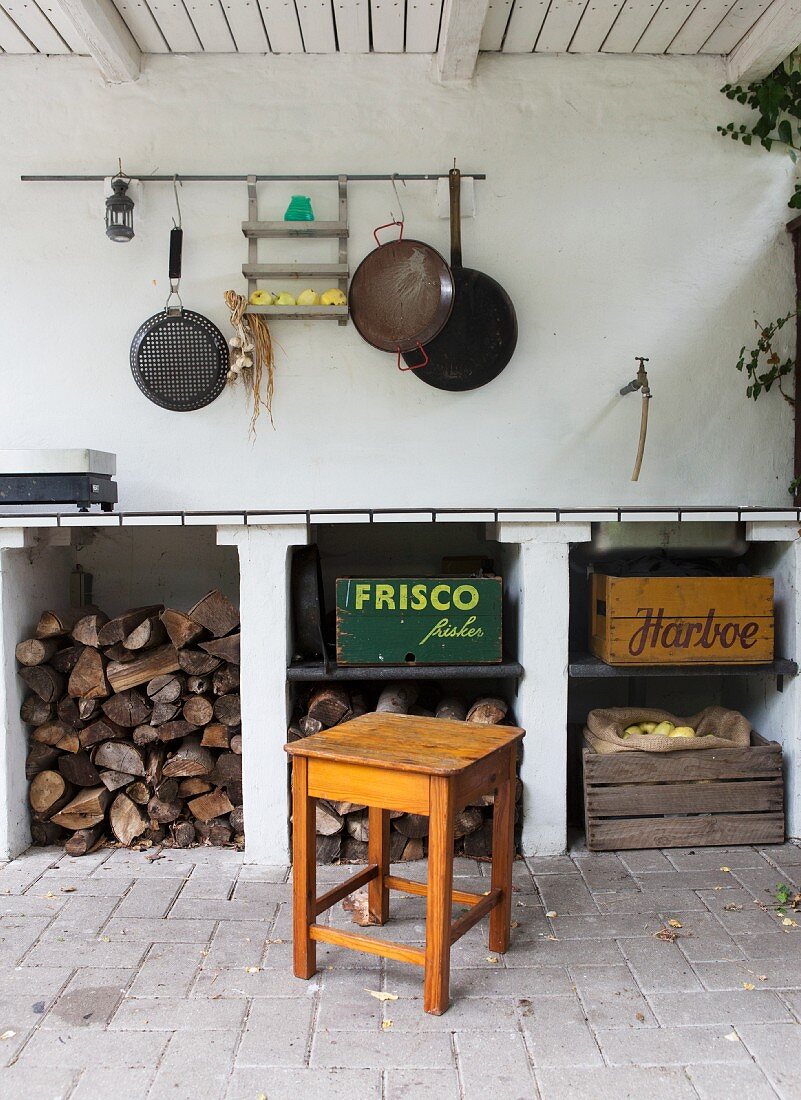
[0,0,783,56]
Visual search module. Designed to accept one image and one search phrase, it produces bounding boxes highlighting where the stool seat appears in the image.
[285,712,524,1015]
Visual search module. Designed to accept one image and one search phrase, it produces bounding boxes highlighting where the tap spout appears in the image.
[619,356,650,397]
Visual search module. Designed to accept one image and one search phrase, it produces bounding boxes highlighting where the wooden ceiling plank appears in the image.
[258,0,302,47]
[570,0,624,49]
[635,0,699,50]
[536,0,589,49]
[702,0,772,52]
[437,0,490,77]
[601,0,659,49]
[370,0,405,49]
[110,0,167,49]
[725,0,801,76]
[0,5,37,48]
[295,0,335,49]
[145,0,201,48]
[406,0,442,49]
[503,0,549,49]
[184,0,236,47]
[333,0,369,48]
[480,0,512,47]
[222,0,269,49]
[53,0,141,74]
[666,0,737,52]
[3,0,70,50]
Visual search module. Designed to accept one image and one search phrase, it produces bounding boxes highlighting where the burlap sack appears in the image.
[584,706,751,754]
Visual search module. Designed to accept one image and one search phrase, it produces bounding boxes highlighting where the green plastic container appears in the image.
[284,195,314,221]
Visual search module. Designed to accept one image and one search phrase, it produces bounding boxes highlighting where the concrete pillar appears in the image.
[218,523,308,864]
[0,529,73,859]
[491,521,591,856]
[743,523,801,839]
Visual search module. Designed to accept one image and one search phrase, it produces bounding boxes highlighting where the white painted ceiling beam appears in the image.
[726,0,801,83]
[436,0,491,83]
[53,0,140,80]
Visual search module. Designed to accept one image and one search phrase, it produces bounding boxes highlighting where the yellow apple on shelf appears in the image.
[669,727,696,738]
[297,288,321,306]
[623,725,642,737]
[321,288,347,306]
[249,289,275,306]
[274,292,296,306]
[639,722,657,734]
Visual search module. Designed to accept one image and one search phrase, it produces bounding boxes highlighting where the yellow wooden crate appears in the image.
[589,573,774,665]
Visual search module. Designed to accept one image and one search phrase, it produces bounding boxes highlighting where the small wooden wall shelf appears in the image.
[243,175,349,326]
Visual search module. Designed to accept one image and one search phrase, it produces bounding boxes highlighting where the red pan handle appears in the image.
[449,167,462,268]
[374,220,404,246]
[398,343,429,372]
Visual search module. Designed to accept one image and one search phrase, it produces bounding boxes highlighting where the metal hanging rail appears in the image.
[21,173,487,182]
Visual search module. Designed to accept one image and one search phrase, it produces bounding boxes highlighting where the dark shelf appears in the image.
[569,654,798,679]
[287,658,523,682]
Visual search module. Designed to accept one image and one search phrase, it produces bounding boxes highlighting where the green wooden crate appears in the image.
[335,576,502,666]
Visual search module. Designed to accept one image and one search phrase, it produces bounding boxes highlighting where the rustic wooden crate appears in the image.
[589,573,774,665]
[582,733,784,851]
[336,576,502,666]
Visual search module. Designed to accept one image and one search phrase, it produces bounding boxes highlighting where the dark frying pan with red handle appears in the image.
[403,168,517,390]
[349,221,455,370]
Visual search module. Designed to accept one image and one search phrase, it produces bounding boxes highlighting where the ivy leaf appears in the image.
[778,119,794,144]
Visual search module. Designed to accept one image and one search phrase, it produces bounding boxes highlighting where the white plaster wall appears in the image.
[71,526,239,613]
[0,52,796,509]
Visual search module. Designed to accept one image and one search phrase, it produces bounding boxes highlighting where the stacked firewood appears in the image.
[18,591,243,856]
[288,683,522,863]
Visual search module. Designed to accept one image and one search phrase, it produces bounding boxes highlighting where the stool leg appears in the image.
[489,746,516,954]
[292,757,317,979]
[424,775,454,1015]
[368,806,390,925]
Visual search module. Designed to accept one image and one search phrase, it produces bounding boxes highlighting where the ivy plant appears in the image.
[722,57,800,495]
[719,54,801,208]
[736,313,795,402]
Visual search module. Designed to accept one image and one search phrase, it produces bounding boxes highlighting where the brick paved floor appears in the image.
[1,842,801,1099]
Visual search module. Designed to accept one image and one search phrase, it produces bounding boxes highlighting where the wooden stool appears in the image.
[284,712,524,1015]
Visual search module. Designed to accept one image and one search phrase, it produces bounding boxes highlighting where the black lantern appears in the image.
[105,177,134,242]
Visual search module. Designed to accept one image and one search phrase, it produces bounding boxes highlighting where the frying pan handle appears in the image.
[398,343,429,372]
[449,167,462,268]
[374,220,404,247]
[165,227,183,312]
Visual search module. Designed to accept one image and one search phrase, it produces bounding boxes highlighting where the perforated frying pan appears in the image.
[403,169,517,390]
[130,228,229,411]
[348,221,455,370]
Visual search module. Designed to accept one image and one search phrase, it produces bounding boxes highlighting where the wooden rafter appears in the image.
[436,0,491,84]
[726,0,801,84]
[52,0,140,82]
